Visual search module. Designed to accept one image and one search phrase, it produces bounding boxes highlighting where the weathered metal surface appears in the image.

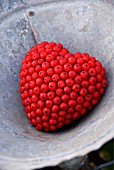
[0,0,114,170]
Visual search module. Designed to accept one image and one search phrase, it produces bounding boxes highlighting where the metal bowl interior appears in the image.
[0,0,114,170]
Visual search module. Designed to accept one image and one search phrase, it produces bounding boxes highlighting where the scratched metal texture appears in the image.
[0,0,114,170]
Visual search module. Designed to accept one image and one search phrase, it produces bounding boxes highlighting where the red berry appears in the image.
[68,57,76,65]
[89,77,97,85]
[44,76,51,84]
[33,86,41,95]
[54,65,63,74]
[74,64,82,72]
[56,88,63,96]
[47,68,54,76]
[61,94,70,102]
[36,108,43,117]
[35,65,41,72]
[59,111,67,117]
[39,70,46,78]
[58,80,65,88]
[60,72,68,80]
[77,96,84,104]
[41,84,48,92]
[32,95,39,103]
[82,63,90,71]
[36,78,43,86]
[74,52,82,59]
[47,91,55,99]
[40,52,47,59]
[64,86,71,94]
[77,58,84,65]
[46,54,54,62]
[75,104,82,111]
[72,84,80,92]
[88,85,96,93]
[52,74,60,82]
[65,53,73,60]
[32,72,38,80]
[49,82,57,91]
[73,112,79,120]
[59,58,67,65]
[53,96,61,105]
[29,80,36,88]
[81,80,89,88]
[50,60,59,67]
[102,79,108,87]
[60,102,68,110]
[80,88,87,96]
[64,63,73,72]
[68,100,76,107]
[89,68,96,76]
[46,100,53,108]
[85,94,93,101]
[37,100,45,109]
[66,78,74,87]
[80,71,88,79]
[52,105,60,112]
[70,91,78,100]
[42,62,50,70]
[43,107,51,116]
[69,71,77,78]
[88,60,95,67]
[75,75,82,84]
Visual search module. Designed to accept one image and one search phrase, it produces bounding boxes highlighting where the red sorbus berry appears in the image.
[60,102,68,110]
[42,62,50,70]
[53,96,61,105]
[39,70,46,78]
[60,72,68,80]
[74,64,82,72]
[54,65,63,74]
[82,63,90,71]
[41,84,48,92]
[77,96,84,104]
[80,88,87,96]
[68,100,76,107]
[72,84,80,92]
[46,100,53,108]
[58,80,65,88]
[66,78,74,87]
[75,75,82,84]
[37,100,45,109]
[33,86,41,95]
[69,71,77,78]
[56,88,63,96]
[64,63,73,72]
[68,57,76,65]
[52,74,60,82]
[46,54,54,62]
[89,77,97,85]
[49,82,57,91]
[50,60,59,67]
[61,94,70,102]
[88,85,96,93]
[70,91,78,99]
[80,71,88,79]
[64,86,71,94]
[89,68,96,76]
[77,58,85,65]
[44,76,51,84]
[47,68,54,76]
[47,91,55,99]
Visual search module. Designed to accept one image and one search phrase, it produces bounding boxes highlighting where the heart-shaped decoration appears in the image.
[19,42,108,131]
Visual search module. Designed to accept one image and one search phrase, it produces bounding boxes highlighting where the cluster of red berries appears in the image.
[19,41,108,131]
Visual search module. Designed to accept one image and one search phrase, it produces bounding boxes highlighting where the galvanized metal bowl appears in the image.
[0,0,114,170]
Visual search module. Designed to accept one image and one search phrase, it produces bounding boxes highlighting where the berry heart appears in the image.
[19,42,108,131]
